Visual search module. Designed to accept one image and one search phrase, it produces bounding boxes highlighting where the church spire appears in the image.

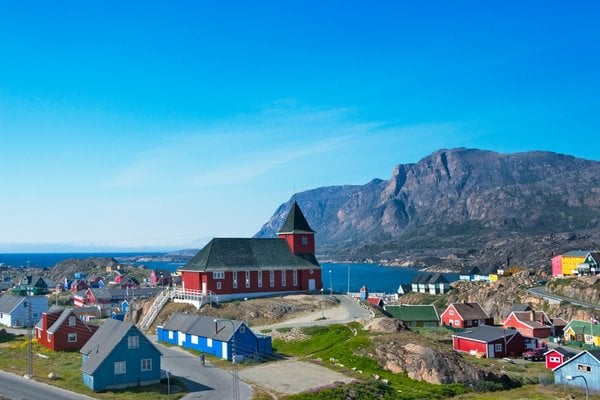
[278,201,315,255]
[277,201,315,234]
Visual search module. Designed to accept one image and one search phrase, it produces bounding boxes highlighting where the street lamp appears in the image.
[329,270,332,296]
[214,319,239,400]
[566,375,589,400]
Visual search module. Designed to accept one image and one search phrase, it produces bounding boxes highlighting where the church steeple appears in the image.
[278,201,315,255]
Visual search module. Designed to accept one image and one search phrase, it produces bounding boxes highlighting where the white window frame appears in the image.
[246,271,251,288]
[282,270,286,287]
[168,331,174,340]
[68,332,77,343]
[128,335,139,349]
[141,358,152,372]
[270,270,275,287]
[47,332,51,342]
[449,310,454,316]
[191,335,198,345]
[494,343,502,352]
[207,338,213,348]
[68,316,76,326]
[114,361,126,375]
[217,282,222,290]
[549,356,560,363]
[258,271,263,288]
[213,271,225,279]
[233,272,238,289]
[293,270,298,286]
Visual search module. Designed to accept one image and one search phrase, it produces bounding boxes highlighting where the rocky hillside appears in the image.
[257,148,600,269]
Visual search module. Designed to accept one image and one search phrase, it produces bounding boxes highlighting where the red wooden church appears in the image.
[179,201,323,301]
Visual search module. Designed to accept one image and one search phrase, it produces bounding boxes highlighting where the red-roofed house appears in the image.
[35,307,98,351]
[502,310,562,338]
[440,302,493,329]
[544,347,576,370]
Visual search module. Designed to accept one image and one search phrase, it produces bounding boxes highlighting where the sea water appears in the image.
[0,253,458,294]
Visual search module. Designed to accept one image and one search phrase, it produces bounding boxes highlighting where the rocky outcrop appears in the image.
[364,318,407,333]
[372,338,517,388]
[257,148,600,268]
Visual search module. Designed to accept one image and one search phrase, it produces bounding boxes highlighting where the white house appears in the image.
[0,294,48,327]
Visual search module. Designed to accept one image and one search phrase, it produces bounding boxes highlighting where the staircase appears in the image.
[138,288,218,332]
[138,288,172,332]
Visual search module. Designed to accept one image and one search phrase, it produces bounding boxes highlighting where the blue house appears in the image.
[554,349,600,392]
[80,319,162,392]
[157,313,272,361]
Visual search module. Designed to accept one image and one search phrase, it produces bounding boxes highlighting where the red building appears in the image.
[502,310,557,338]
[440,302,493,329]
[35,307,98,351]
[452,325,537,358]
[179,201,322,301]
[544,347,575,370]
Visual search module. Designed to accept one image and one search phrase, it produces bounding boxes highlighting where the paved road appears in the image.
[152,338,254,400]
[254,294,374,331]
[0,370,93,400]
[528,286,600,310]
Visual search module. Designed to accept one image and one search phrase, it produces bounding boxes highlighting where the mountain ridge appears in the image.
[256,148,600,269]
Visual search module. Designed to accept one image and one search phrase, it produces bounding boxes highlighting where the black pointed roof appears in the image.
[278,201,315,234]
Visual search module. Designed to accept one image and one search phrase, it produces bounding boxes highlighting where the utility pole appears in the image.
[26,290,33,378]
[215,319,239,400]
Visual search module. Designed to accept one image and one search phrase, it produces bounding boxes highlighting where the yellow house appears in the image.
[561,251,589,276]
[564,319,600,346]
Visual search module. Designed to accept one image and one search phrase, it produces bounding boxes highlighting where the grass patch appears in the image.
[0,335,185,399]
[273,323,467,399]
[275,327,293,333]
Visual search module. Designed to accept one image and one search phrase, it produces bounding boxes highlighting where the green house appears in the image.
[384,304,440,327]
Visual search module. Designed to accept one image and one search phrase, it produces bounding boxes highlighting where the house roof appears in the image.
[179,238,320,272]
[452,325,518,343]
[47,308,94,334]
[544,346,576,358]
[161,313,245,341]
[510,311,552,329]
[562,250,592,258]
[80,319,161,375]
[510,304,533,312]
[277,201,315,234]
[0,294,25,313]
[450,303,490,320]
[477,265,498,275]
[384,305,439,322]
[564,319,600,335]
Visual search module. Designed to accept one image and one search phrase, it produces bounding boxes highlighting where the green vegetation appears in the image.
[275,327,293,333]
[273,323,467,400]
[0,334,184,399]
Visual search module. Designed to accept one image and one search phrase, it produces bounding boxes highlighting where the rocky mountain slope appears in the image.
[256,148,600,269]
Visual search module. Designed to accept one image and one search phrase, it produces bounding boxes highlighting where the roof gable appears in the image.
[278,201,315,234]
[553,350,600,372]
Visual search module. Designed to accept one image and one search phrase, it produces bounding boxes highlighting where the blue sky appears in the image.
[0,1,598,251]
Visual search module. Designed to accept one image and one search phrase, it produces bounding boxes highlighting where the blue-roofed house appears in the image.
[553,350,600,392]
[157,313,272,361]
[80,319,162,392]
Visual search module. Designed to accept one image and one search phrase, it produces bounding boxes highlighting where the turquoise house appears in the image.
[554,350,600,392]
[80,319,162,392]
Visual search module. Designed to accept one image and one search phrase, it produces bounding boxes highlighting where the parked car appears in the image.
[523,348,545,361]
